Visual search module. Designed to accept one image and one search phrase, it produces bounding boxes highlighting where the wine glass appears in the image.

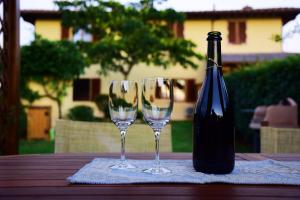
[142,77,174,174]
[108,80,138,169]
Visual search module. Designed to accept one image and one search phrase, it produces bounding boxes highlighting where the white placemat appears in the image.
[68,158,300,185]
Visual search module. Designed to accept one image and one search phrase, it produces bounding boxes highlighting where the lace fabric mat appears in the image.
[68,158,300,185]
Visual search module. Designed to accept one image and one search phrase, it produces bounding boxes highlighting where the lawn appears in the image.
[19,121,251,154]
[19,140,54,154]
[171,121,193,152]
[171,121,252,152]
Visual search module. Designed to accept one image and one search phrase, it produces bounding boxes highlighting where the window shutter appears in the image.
[172,23,177,36]
[91,79,100,100]
[170,23,177,38]
[239,21,246,43]
[167,22,184,38]
[228,22,236,44]
[73,79,100,101]
[177,22,184,38]
[61,25,69,39]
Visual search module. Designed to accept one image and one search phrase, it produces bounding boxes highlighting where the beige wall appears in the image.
[23,82,102,128]
[30,17,283,126]
[35,20,61,40]
[184,18,282,54]
[35,18,283,53]
[86,63,204,121]
[25,62,203,128]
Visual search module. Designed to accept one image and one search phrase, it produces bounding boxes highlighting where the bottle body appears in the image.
[193,32,235,174]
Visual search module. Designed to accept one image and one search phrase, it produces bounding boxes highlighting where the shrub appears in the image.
[94,94,143,120]
[94,94,109,118]
[67,105,95,121]
[224,55,300,140]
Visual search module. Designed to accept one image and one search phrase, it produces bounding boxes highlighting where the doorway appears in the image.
[27,106,51,140]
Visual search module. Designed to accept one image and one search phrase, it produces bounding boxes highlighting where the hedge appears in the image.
[224,55,300,140]
[94,94,110,118]
[67,105,95,122]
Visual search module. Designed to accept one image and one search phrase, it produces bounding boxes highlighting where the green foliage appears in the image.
[56,0,202,79]
[21,37,88,117]
[272,34,282,42]
[94,94,109,118]
[67,105,96,121]
[19,140,54,154]
[19,106,27,139]
[224,55,300,140]
[21,37,87,80]
[94,94,143,120]
[110,96,133,108]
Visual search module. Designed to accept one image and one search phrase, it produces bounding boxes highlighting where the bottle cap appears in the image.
[207,31,222,41]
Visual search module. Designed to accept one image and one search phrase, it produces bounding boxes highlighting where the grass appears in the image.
[19,121,251,154]
[171,120,252,153]
[19,140,54,154]
[171,121,193,152]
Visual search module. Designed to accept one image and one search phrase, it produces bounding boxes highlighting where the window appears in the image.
[173,79,197,102]
[61,25,70,39]
[228,21,246,44]
[73,29,93,42]
[71,30,99,42]
[174,22,184,38]
[169,22,184,38]
[73,79,100,101]
[154,80,171,99]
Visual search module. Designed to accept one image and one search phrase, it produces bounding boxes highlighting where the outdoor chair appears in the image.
[55,119,172,153]
[249,105,268,152]
[249,106,268,130]
[262,98,298,128]
[260,126,300,153]
[260,98,300,153]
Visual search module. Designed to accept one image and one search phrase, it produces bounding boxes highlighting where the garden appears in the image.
[18,55,300,154]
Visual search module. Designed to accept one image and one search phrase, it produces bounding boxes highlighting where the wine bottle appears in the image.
[193,31,235,174]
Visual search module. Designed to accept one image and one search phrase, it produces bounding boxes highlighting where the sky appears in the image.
[20,0,300,52]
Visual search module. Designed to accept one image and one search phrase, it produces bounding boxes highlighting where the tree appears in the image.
[272,14,300,42]
[56,0,202,79]
[21,37,88,118]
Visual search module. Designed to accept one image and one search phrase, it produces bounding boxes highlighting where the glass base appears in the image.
[143,166,171,175]
[110,161,136,170]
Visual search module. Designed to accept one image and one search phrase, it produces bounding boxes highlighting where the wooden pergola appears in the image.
[0,0,20,155]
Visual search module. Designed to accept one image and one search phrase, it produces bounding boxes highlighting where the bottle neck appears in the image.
[207,40,222,68]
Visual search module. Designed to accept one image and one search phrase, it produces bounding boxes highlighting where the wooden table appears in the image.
[0,153,299,199]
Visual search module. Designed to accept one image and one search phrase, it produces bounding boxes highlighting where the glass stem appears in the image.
[154,131,161,169]
[120,130,126,162]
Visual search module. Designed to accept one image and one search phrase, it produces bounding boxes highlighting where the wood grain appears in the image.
[0,153,299,199]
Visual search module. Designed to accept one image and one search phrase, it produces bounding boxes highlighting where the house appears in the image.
[21,7,300,138]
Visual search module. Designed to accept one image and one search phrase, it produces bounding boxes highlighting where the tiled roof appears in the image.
[186,8,300,24]
[21,8,300,24]
[186,8,300,18]
[21,10,61,24]
[222,53,299,64]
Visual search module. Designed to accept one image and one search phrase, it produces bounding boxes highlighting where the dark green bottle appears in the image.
[193,31,235,174]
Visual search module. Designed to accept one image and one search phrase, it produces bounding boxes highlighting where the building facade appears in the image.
[21,7,300,134]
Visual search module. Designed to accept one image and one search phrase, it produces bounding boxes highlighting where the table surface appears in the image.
[0,153,299,200]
